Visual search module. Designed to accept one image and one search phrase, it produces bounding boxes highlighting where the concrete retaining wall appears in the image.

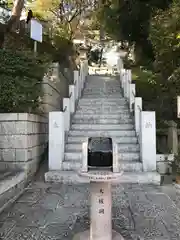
[0,113,48,177]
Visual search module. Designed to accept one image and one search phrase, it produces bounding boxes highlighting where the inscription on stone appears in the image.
[53,121,59,128]
[145,122,152,129]
[99,198,104,204]
[99,209,104,214]
[100,189,104,194]
[98,188,105,215]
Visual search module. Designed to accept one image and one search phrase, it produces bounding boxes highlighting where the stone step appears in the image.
[83,86,122,94]
[75,109,129,114]
[72,118,133,124]
[79,98,126,104]
[74,113,131,119]
[67,136,138,144]
[83,87,121,90]
[0,170,26,214]
[84,88,121,91]
[71,124,134,131]
[82,96,123,99]
[45,171,161,185]
[65,143,139,152]
[77,105,127,110]
[68,130,136,137]
[78,102,127,107]
[64,151,139,161]
[83,92,122,96]
[62,160,142,172]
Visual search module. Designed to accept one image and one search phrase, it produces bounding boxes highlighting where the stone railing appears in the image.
[118,62,156,172]
[48,60,89,170]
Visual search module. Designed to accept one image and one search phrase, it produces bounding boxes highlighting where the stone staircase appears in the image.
[52,74,159,184]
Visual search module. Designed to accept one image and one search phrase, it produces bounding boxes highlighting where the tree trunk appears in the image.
[0,0,25,48]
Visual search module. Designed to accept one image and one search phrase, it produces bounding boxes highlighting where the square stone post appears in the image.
[82,140,88,172]
[129,84,136,112]
[63,98,70,131]
[135,97,142,137]
[167,120,178,155]
[74,70,79,101]
[120,69,125,89]
[126,69,131,101]
[49,112,64,170]
[140,111,156,171]
[69,85,75,113]
[79,67,82,98]
[123,70,128,98]
[113,140,119,173]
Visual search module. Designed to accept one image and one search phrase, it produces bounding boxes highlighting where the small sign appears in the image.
[177,96,180,118]
[30,19,42,42]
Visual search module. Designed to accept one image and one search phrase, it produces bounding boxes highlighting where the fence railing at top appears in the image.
[118,58,157,172]
[48,60,89,171]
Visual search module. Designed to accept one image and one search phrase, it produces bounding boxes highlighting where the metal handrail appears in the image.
[69,92,72,99]
[63,106,67,112]
[132,91,135,97]
[137,105,142,111]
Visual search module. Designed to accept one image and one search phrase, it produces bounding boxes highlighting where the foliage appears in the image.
[97,0,173,61]
[149,0,180,120]
[31,0,93,40]
[0,49,49,113]
[132,66,169,125]
[150,0,180,80]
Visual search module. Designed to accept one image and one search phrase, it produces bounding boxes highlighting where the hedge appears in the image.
[0,49,49,113]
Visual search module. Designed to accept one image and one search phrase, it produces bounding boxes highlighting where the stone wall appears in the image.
[157,129,180,154]
[0,113,48,177]
[40,63,74,114]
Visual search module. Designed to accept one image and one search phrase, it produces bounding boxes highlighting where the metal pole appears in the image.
[34,41,37,56]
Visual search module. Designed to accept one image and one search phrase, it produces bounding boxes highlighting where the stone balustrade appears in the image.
[48,60,89,171]
[118,60,156,172]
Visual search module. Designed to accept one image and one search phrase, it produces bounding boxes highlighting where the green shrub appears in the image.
[0,49,49,113]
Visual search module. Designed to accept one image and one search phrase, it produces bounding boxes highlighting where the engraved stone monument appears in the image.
[73,137,124,240]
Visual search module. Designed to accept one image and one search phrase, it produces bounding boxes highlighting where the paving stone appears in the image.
[112,192,130,208]
[17,188,45,203]
[0,220,16,239]
[4,226,41,240]
[44,207,87,228]
[112,207,135,230]
[13,206,53,228]
[40,223,73,240]
[35,194,63,210]
[135,219,170,240]
[71,213,90,235]
[1,178,180,239]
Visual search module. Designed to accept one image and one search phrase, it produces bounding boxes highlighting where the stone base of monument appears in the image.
[73,170,125,240]
[73,230,124,240]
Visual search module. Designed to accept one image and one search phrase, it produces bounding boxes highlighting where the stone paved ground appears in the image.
[1,163,180,240]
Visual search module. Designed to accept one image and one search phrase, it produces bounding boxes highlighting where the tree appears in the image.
[31,0,94,40]
[97,0,173,62]
[150,0,180,80]
[149,0,180,120]
[0,0,25,47]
